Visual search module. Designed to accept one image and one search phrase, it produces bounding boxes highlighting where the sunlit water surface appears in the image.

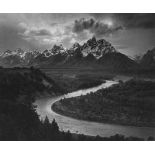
[34,80,155,139]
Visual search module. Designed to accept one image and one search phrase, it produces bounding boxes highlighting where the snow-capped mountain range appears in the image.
[0,37,117,66]
[0,36,153,71]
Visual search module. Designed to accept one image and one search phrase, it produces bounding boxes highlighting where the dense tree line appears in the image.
[49,72,113,92]
[53,79,155,127]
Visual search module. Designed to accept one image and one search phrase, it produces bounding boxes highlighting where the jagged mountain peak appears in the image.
[141,47,155,67]
[14,48,25,58]
[68,42,81,56]
[2,50,13,57]
[0,37,138,70]
[42,49,52,57]
[27,49,41,57]
[80,37,116,58]
[87,36,97,46]
[72,42,81,49]
[1,48,26,58]
[50,44,66,54]
[52,44,65,51]
[40,44,67,58]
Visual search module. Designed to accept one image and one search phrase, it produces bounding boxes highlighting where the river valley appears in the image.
[34,79,155,139]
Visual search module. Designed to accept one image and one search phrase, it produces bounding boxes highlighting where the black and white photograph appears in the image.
[0,11,155,143]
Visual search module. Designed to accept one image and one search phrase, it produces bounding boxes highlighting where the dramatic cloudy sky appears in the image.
[0,13,154,57]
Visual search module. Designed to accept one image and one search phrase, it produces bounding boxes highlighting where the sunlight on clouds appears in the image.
[102,19,114,27]
[0,13,154,56]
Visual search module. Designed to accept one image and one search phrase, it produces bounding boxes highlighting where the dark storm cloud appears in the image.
[90,13,155,29]
[0,13,154,56]
[72,18,122,37]
[28,29,52,36]
[73,18,95,32]
[113,13,155,29]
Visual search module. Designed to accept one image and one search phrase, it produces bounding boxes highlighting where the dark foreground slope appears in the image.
[0,67,150,141]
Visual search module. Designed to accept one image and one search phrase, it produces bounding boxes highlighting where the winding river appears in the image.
[34,80,155,139]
